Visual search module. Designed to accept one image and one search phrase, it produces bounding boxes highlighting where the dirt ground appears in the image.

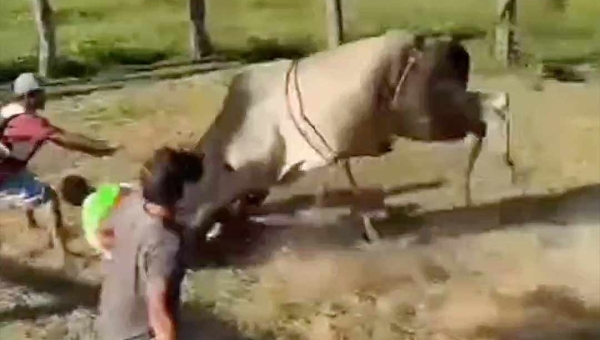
[0,65,598,339]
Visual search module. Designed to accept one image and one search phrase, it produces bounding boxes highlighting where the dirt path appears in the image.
[0,66,598,339]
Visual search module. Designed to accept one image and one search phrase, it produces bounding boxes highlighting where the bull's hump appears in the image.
[304,35,387,69]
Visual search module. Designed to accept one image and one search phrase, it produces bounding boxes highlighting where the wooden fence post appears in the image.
[495,0,517,67]
[31,0,56,77]
[189,0,213,60]
[326,0,344,48]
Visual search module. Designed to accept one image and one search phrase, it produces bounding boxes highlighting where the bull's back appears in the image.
[197,60,291,174]
[196,31,412,179]
[290,32,409,156]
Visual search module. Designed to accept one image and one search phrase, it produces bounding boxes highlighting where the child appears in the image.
[60,175,134,259]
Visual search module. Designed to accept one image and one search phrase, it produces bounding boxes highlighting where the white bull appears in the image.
[179,30,510,242]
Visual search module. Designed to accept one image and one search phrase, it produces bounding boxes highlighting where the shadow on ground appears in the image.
[0,256,254,339]
[258,180,444,214]
[179,304,254,340]
[195,182,600,269]
[475,285,600,339]
[376,181,600,241]
[1,183,598,335]
[0,256,98,323]
[479,323,600,340]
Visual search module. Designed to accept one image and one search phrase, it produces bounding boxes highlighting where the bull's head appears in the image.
[384,34,511,205]
[386,34,485,142]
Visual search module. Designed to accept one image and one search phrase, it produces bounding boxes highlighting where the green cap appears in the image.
[81,184,121,252]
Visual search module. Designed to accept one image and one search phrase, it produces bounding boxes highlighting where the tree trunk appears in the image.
[325,0,344,48]
[189,0,213,60]
[494,0,517,67]
[31,0,56,77]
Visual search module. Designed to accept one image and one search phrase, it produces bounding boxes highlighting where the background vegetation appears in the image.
[0,0,599,82]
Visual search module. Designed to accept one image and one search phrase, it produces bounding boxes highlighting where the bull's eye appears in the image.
[223,163,234,172]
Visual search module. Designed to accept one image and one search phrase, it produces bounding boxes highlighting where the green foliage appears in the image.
[0,0,598,81]
[0,56,97,83]
[545,0,569,12]
[69,38,175,66]
[219,36,317,63]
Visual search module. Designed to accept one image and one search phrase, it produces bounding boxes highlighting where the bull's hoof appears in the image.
[362,230,381,243]
[361,216,381,243]
[378,141,393,154]
[361,232,372,243]
[361,230,381,244]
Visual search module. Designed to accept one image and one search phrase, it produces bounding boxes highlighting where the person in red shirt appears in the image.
[0,73,119,263]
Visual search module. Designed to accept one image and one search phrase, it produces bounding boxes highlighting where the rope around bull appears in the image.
[283,55,419,242]
[284,59,336,163]
[283,56,418,165]
[284,49,483,208]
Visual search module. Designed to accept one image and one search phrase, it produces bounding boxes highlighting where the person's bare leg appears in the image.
[33,187,68,263]
[26,208,40,230]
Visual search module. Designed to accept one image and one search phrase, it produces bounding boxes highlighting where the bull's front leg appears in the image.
[314,160,381,243]
[314,161,337,208]
[341,160,381,243]
[464,134,484,206]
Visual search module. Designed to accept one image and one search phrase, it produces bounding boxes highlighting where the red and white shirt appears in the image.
[0,110,59,183]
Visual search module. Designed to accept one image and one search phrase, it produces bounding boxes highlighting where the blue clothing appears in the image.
[0,170,51,210]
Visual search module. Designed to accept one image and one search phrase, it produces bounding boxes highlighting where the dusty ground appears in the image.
[0,64,598,339]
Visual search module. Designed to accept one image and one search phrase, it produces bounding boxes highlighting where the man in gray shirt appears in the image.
[97,147,204,340]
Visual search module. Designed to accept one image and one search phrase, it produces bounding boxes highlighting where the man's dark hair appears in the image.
[60,174,96,206]
[140,147,204,207]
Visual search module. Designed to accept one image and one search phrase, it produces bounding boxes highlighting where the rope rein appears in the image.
[284,59,335,162]
[284,50,419,163]
[392,55,417,104]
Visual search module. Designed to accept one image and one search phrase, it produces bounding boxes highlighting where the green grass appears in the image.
[0,0,599,82]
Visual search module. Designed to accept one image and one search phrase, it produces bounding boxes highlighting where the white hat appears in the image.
[12,73,43,96]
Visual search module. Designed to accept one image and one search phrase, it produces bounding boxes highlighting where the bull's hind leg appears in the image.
[341,160,381,243]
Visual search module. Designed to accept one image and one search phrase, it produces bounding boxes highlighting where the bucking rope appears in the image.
[284,59,337,163]
[284,53,419,164]
[392,55,418,104]
[284,47,482,207]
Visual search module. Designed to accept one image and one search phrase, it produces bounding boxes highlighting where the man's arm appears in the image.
[49,126,119,157]
[147,280,176,340]
[143,239,180,340]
